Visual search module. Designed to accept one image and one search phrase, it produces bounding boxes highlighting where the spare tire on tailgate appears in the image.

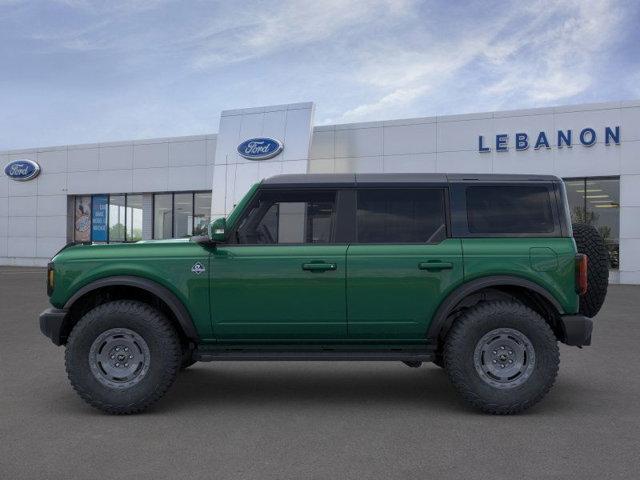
[572,223,609,318]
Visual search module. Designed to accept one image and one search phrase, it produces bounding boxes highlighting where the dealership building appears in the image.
[1,100,639,283]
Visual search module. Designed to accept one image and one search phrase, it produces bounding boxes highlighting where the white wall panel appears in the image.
[308,158,334,173]
[620,175,640,206]
[7,237,36,257]
[620,206,640,240]
[99,144,133,170]
[620,107,640,142]
[282,106,315,162]
[334,156,383,173]
[37,195,68,217]
[134,142,169,169]
[437,150,492,173]
[68,170,133,194]
[8,195,36,216]
[335,127,382,158]
[167,166,208,191]
[133,167,169,192]
[169,140,206,167]
[37,173,67,196]
[383,153,436,173]
[309,130,334,159]
[492,147,554,175]
[8,178,37,196]
[37,237,66,258]
[68,147,99,171]
[554,142,620,178]
[620,140,640,174]
[8,217,36,237]
[383,123,436,155]
[37,149,67,173]
[37,215,67,237]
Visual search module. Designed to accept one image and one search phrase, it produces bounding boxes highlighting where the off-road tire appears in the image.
[444,301,559,414]
[432,353,444,368]
[65,300,181,414]
[180,349,197,370]
[572,222,609,318]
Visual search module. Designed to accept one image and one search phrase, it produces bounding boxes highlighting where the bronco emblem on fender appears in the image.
[191,262,206,275]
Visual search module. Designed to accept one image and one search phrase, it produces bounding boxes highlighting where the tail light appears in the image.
[575,254,588,295]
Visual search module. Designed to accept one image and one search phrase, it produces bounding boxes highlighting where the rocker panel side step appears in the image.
[194,349,434,362]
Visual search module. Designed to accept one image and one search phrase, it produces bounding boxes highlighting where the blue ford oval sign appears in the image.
[4,159,41,181]
[237,138,283,160]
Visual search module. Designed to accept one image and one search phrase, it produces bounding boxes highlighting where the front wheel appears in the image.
[444,301,559,414]
[65,300,182,414]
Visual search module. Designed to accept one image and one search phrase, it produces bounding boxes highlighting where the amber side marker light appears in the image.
[575,254,588,295]
[47,262,55,296]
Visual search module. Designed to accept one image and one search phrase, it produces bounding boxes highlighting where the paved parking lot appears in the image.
[1,266,639,479]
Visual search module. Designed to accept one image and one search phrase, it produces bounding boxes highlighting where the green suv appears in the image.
[39,174,609,414]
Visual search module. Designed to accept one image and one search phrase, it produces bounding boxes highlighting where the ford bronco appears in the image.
[39,174,609,414]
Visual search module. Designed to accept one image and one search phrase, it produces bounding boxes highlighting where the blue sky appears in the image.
[1,0,639,150]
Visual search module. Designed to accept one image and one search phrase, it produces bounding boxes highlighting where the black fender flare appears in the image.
[64,276,199,341]
[426,275,565,341]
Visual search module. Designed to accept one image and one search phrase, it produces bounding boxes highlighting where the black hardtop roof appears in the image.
[261,173,561,188]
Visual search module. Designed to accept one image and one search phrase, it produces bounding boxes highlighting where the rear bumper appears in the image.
[39,308,68,346]
[560,314,593,347]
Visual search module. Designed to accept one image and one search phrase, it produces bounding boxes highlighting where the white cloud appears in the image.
[334,0,625,122]
[191,0,414,69]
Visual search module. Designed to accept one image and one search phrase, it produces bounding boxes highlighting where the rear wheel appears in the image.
[444,301,559,414]
[65,300,181,414]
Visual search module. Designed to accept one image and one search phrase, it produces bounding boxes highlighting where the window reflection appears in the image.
[109,195,126,242]
[126,194,143,242]
[154,194,172,240]
[563,177,619,269]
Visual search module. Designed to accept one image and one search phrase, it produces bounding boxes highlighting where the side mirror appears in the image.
[209,217,227,243]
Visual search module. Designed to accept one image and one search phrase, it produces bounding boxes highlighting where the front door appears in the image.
[346,188,463,340]
[211,188,347,341]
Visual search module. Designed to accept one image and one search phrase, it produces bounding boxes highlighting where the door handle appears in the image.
[418,261,453,271]
[302,262,337,272]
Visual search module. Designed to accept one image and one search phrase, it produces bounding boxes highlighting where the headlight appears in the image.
[47,262,55,296]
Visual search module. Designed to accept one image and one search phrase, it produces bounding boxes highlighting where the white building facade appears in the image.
[1,100,639,283]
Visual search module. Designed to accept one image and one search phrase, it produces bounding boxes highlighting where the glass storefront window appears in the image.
[194,192,212,236]
[126,194,143,242]
[154,194,173,240]
[108,195,126,242]
[74,196,92,242]
[174,193,193,238]
[564,177,620,269]
[72,191,212,242]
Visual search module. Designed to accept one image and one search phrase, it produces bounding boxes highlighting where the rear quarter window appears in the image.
[466,185,555,234]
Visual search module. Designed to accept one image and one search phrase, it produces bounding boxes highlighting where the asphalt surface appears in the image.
[1,267,639,480]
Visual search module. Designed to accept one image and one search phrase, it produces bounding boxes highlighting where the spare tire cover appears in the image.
[572,223,609,318]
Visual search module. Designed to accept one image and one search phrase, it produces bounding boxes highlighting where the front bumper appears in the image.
[39,308,68,346]
[560,314,593,347]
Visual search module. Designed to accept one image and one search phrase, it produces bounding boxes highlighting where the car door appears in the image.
[346,187,463,340]
[211,188,348,340]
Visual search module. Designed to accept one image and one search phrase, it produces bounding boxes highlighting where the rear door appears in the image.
[346,187,463,340]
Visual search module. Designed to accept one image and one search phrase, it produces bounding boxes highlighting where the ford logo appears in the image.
[4,159,41,181]
[237,137,283,160]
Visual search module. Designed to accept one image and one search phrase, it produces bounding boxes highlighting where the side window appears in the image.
[466,186,555,234]
[235,190,336,244]
[356,189,446,243]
